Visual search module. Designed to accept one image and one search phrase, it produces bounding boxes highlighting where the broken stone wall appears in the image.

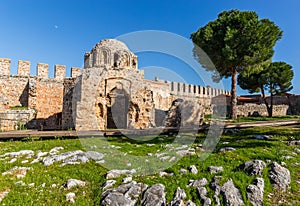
[237,104,289,117]
[0,58,80,130]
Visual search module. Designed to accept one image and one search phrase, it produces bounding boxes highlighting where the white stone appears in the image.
[66,192,76,203]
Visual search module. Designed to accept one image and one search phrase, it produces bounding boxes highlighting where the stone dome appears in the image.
[84,39,138,69]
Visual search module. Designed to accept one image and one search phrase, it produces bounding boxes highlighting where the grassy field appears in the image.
[0,125,299,205]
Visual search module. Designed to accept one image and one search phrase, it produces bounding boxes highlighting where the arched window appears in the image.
[101,50,108,65]
[114,53,120,67]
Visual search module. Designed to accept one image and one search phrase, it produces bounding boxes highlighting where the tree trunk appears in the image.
[270,93,273,117]
[231,68,237,119]
[261,86,272,117]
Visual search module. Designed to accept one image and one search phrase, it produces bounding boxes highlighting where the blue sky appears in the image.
[0,0,299,94]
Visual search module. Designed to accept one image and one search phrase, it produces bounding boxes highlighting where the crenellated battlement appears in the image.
[153,77,230,98]
[0,58,82,79]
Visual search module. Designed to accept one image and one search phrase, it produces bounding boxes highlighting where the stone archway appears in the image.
[106,88,129,129]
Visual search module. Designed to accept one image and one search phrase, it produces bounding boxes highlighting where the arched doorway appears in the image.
[106,88,129,129]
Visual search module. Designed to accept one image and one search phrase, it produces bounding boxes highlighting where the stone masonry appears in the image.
[0,39,230,131]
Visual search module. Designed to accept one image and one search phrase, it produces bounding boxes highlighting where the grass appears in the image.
[230,115,300,123]
[9,106,29,110]
[0,126,299,205]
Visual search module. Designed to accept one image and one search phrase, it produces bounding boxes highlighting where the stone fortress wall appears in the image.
[0,58,81,130]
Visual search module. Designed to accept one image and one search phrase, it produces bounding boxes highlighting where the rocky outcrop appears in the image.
[210,176,222,206]
[101,181,148,206]
[188,165,198,174]
[64,179,86,189]
[221,179,244,206]
[197,186,212,206]
[106,169,136,179]
[141,184,166,206]
[208,166,223,174]
[167,187,186,206]
[239,160,266,176]
[246,178,264,206]
[269,162,291,191]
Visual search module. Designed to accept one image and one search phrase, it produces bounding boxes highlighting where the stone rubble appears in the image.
[0,190,10,202]
[101,181,148,206]
[220,179,244,206]
[176,150,196,157]
[269,162,291,192]
[239,160,266,176]
[208,166,223,174]
[219,147,236,152]
[141,184,166,206]
[252,135,272,140]
[106,169,136,179]
[102,180,117,191]
[246,177,264,206]
[210,176,222,206]
[122,176,133,183]
[42,150,105,166]
[188,178,208,188]
[66,192,76,204]
[1,150,34,158]
[188,165,198,174]
[2,166,32,179]
[167,187,186,206]
[197,186,212,206]
[65,179,86,189]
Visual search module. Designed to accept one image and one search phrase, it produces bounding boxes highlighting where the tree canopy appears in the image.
[191,9,283,118]
[238,61,294,117]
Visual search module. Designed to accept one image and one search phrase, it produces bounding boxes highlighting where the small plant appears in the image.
[9,105,28,110]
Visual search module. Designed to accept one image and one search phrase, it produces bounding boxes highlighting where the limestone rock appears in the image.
[210,176,222,206]
[102,181,148,206]
[102,180,116,191]
[65,179,86,189]
[0,190,10,202]
[42,150,84,166]
[287,140,300,146]
[179,168,188,174]
[176,150,196,157]
[142,184,166,206]
[106,169,136,179]
[49,147,64,155]
[221,179,244,206]
[252,135,272,140]
[219,147,236,152]
[188,165,198,174]
[186,200,197,206]
[85,151,105,160]
[168,187,186,206]
[208,166,223,174]
[197,186,212,206]
[246,177,264,206]
[269,162,291,191]
[66,192,76,203]
[1,150,34,158]
[2,166,32,178]
[122,176,133,183]
[159,171,173,177]
[41,150,105,166]
[188,178,208,188]
[239,160,266,176]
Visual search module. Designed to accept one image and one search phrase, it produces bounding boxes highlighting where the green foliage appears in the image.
[191,9,282,80]
[239,61,293,95]
[238,61,294,117]
[9,106,29,110]
[191,9,282,118]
